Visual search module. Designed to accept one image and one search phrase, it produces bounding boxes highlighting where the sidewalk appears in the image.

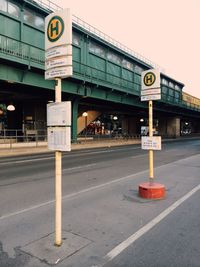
[0,139,141,157]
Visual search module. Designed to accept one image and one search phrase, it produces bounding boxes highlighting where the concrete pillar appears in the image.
[129,117,138,136]
[158,118,167,137]
[71,98,80,142]
[166,117,181,138]
[121,117,139,136]
[121,117,129,135]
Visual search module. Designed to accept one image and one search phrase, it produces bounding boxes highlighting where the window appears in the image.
[169,81,174,88]
[175,84,181,91]
[89,42,105,58]
[162,78,168,86]
[107,51,121,64]
[135,65,143,74]
[168,88,174,96]
[34,15,44,29]
[122,59,134,71]
[73,32,81,46]
[23,8,45,29]
[8,1,19,18]
[24,8,34,24]
[0,0,7,12]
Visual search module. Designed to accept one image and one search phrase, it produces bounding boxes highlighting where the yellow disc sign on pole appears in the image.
[45,9,73,247]
[139,69,165,199]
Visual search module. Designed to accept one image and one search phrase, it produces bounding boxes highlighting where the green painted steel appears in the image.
[0,0,200,116]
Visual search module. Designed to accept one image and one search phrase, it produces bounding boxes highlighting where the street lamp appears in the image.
[7,104,15,111]
[82,112,88,139]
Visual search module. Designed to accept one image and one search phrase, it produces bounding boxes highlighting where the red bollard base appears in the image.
[138,182,165,199]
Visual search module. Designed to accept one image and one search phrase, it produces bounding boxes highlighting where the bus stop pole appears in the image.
[55,77,62,246]
[149,100,154,184]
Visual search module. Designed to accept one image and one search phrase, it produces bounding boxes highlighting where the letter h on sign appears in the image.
[50,21,59,38]
[145,74,153,84]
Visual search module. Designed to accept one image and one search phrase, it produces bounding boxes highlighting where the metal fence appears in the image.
[0,34,45,65]
[0,129,47,147]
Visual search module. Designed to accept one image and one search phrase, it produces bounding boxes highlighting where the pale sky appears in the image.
[54,0,200,98]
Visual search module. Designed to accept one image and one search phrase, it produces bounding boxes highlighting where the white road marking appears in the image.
[63,163,97,172]
[0,169,148,221]
[104,183,200,264]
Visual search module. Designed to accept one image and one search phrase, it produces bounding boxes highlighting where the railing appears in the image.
[73,60,141,95]
[32,0,164,72]
[0,34,45,65]
[0,129,47,148]
[28,0,60,11]
[0,34,199,112]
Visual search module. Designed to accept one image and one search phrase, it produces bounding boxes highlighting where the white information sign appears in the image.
[48,127,71,151]
[141,136,162,150]
[141,94,161,101]
[47,101,71,126]
[141,69,161,101]
[45,45,72,60]
[141,88,161,96]
[45,56,72,70]
[141,69,160,90]
[45,9,72,51]
[45,66,73,80]
[45,9,73,80]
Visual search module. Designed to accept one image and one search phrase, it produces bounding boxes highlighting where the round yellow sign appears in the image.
[47,16,64,42]
[143,72,156,87]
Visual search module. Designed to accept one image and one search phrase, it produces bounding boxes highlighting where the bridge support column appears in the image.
[158,118,167,137]
[129,117,139,136]
[121,117,129,135]
[71,98,80,143]
[122,117,139,137]
[163,117,181,138]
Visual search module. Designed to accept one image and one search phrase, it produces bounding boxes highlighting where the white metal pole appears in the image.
[55,78,62,246]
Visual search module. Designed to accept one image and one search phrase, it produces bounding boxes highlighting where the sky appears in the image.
[53,0,200,98]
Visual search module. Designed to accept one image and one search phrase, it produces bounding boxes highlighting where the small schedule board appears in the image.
[48,127,71,151]
[47,102,71,127]
[141,136,162,150]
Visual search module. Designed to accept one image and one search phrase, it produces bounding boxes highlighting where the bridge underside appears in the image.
[0,64,200,141]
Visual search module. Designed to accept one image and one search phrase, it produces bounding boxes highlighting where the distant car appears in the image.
[181,129,191,135]
[141,126,158,136]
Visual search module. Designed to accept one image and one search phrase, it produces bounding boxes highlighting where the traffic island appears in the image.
[138,182,166,199]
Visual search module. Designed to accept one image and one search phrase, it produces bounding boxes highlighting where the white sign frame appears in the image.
[45,9,72,51]
[141,94,161,101]
[141,69,160,90]
[48,126,71,151]
[141,88,161,96]
[141,136,162,150]
[45,9,73,80]
[47,101,71,126]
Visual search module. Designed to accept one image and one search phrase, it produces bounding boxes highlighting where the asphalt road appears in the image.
[0,138,199,267]
[104,190,200,267]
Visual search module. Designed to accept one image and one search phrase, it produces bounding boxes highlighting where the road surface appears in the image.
[0,138,199,266]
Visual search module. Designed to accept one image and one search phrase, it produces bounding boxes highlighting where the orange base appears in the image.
[138,182,165,199]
